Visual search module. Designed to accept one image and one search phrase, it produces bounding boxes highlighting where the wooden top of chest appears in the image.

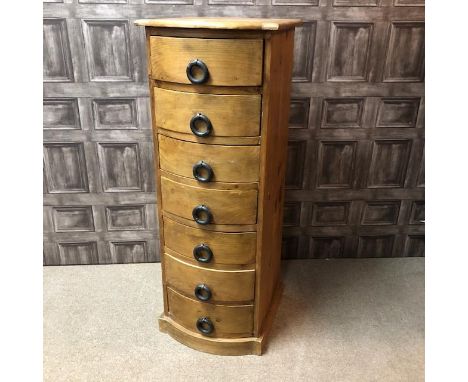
[135,17,302,31]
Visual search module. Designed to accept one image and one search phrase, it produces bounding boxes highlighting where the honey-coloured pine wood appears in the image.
[164,253,255,303]
[157,128,260,146]
[158,281,284,356]
[255,29,296,335]
[158,316,262,356]
[160,176,258,225]
[163,217,257,266]
[139,17,300,356]
[162,211,258,233]
[158,135,260,183]
[154,87,261,137]
[136,17,302,31]
[167,288,254,338]
[150,37,263,86]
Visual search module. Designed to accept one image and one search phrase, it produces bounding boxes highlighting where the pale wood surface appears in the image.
[145,22,297,353]
[164,253,255,303]
[157,279,283,355]
[167,288,254,338]
[165,247,255,271]
[158,135,260,183]
[160,170,258,191]
[146,31,169,315]
[162,211,257,233]
[154,87,261,137]
[154,80,261,95]
[163,217,257,266]
[160,176,258,225]
[254,281,283,354]
[136,17,302,31]
[254,30,295,336]
[149,28,265,40]
[150,36,263,86]
[157,128,260,146]
[159,316,262,356]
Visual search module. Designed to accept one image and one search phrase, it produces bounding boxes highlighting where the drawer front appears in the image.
[154,87,261,137]
[158,135,260,183]
[150,36,263,86]
[161,177,257,225]
[167,288,253,338]
[164,217,256,266]
[165,253,255,302]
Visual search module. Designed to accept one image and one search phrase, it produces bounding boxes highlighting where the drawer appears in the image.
[161,176,257,225]
[154,87,261,137]
[164,217,256,266]
[158,135,260,183]
[150,36,263,86]
[167,288,253,338]
[165,253,255,303]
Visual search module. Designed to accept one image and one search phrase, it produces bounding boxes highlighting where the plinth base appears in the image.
[158,282,283,356]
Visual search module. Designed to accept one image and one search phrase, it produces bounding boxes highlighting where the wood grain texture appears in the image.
[158,135,260,183]
[147,31,169,314]
[167,288,254,338]
[145,23,295,354]
[158,279,283,356]
[157,128,260,146]
[162,211,257,233]
[160,169,258,191]
[159,315,262,356]
[255,30,295,336]
[137,17,301,31]
[165,247,255,272]
[150,28,266,40]
[150,37,263,86]
[163,217,257,266]
[164,253,255,303]
[154,87,261,137]
[154,80,261,95]
[160,176,258,225]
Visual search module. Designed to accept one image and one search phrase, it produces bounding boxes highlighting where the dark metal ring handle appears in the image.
[196,317,214,335]
[194,284,212,301]
[192,161,213,183]
[192,205,212,225]
[190,113,212,137]
[186,59,209,84]
[193,244,213,263]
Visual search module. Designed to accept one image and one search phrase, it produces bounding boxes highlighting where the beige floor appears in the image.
[43,258,424,382]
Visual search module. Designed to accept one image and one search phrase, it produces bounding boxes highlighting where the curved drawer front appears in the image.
[154,87,261,137]
[167,288,253,338]
[165,253,255,303]
[150,36,263,86]
[160,177,257,225]
[164,217,256,266]
[158,135,260,183]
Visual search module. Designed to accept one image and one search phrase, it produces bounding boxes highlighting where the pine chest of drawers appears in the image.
[136,17,301,356]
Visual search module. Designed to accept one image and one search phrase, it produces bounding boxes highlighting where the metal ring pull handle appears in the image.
[192,161,213,183]
[194,284,212,301]
[190,113,212,137]
[193,244,213,263]
[192,205,212,225]
[186,59,209,84]
[196,317,214,335]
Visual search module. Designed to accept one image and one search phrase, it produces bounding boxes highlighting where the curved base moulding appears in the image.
[158,283,283,356]
[158,317,262,355]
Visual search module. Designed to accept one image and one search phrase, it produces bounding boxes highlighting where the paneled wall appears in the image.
[43,0,425,265]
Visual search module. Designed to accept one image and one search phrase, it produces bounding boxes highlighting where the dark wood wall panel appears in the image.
[43,0,424,265]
